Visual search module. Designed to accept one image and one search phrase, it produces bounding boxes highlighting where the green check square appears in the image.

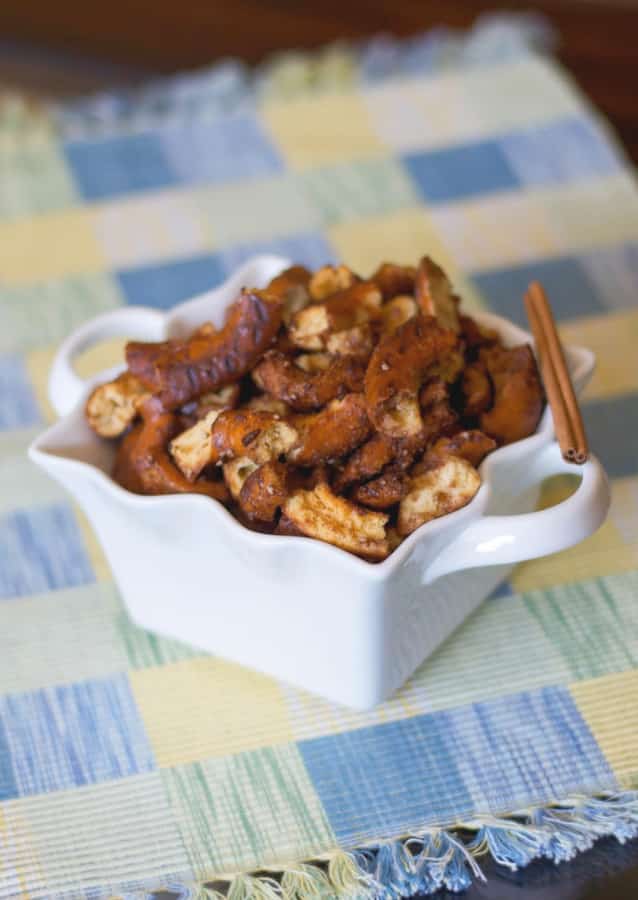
[0,140,78,219]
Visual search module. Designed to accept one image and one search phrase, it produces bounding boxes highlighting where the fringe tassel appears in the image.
[466,818,549,869]
[411,831,486,894]
[531,793,638,863]
[280,862,333,898]
[465,792,638,870]
[226,875,283,900]
[579,792,638,843]
[111,791,638,900]
[327,850,377,897]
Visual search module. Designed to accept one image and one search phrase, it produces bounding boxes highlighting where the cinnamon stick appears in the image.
[524,282,589,465]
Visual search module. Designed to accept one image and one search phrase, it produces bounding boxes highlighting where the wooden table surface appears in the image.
[0,3,636,898]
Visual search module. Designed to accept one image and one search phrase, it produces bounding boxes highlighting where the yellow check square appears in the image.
[130,657,293,767]
[570,670,638,787]
[25,340,125,424]
[261,92,385,169]
[430,192,559,272]
[89,188,214,269]
[540,173,638,254]
[511,475,638,593]
[559,309,638,401]
[511,518,637,593]
[0,209,105,283]
[24,346,57,423]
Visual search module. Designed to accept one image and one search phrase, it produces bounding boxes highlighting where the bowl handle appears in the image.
[424,443,610,585]
[48,306,167,417]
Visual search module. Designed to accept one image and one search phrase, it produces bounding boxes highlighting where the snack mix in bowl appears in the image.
[86,256,544,561]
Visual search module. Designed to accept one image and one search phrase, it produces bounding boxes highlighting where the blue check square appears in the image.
[64,133,178,200]
[499,117,622,187]
[580,242,638,312]
[402,139,520,203]
[444,688,615,811]
[299,715,473,842]
[0,504,94,600]
[0,717,16,800]
[299,687,614,844]
[582,394,638,479]
[0,354,41,430]
[0,674,155,798]
[159,115,284,185]
[117,255,226,310]
[471,256,603,327]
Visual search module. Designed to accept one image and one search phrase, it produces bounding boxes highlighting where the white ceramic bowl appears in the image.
[29,255,610,709]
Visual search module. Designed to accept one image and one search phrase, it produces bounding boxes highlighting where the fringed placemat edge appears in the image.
[100,792,638,900]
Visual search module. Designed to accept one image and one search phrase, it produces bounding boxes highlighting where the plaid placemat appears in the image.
[1,18,638,899]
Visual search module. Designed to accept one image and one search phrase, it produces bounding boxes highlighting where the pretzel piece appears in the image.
[325,323,375,359]
[295,352,332,373]
[333,379,456,492]
[238,461,289,522]
[479,345,543,444]
[289,394,371,466]
[252,350,365,411]
[191,383,241,414]
[244,394,291,417]
[418,378,459,447]
[415,257,461,333]
[193,321,216,337]
[112,397,228,501]
[169,408,224,482]
[309,264,358,301]
[86,372,148,438]
[284,482,389,560]
[289,282,382,350]
[351,465,407,510]
[266,265,312,325]
[461,361,492,417]
[126,288,282,409]
[398,456,481,536]
[333,432,395,491]
[223,456,259,500]
[177,383,241,430]
[379,295,417,335]
[212,409,298,463]
[427,430,497,469]
[370,262,416,301]
[432,348,465,385]
[364,315,459,439]
[171,400,296,482]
